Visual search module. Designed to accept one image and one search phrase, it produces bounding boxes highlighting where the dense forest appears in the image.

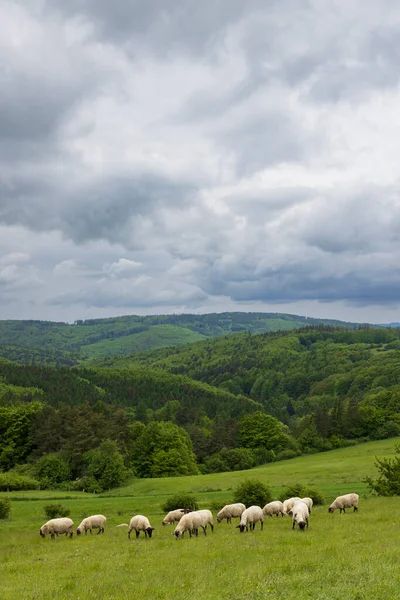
[0,312,361,364]
[1,325,400,491]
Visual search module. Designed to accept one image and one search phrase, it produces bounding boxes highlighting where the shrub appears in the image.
[0,498,11,520]
[162,494,199,513]
[364,444,400,495]
[210,500,225,513]
[279,483,306,501]
[233,479,272,507]
[279,483,325,505]
[0,472,40,491]
[43,503,71,519]
[276,449,300,461]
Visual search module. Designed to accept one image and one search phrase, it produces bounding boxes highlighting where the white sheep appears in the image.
[263,501,285,518]
[291,501,309,530]
[216,503,246,524]
[76,514,106,535]
[300,498,313,513]
[237,506,264,533]
[329,493,359,514]
[174,509,214,538]
[39,517,74,539]
[162,509,189,526]
[126,515,155,539]
[282,497,302,515]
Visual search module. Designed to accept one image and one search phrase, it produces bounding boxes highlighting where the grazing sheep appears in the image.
[39,517,74,540]
[329,493,359,514]
[216,503,246,524]
[263,501,285,518]
[174,509,214,539]
[300,498,313,513]
[283,497,302,515]
[292,501,309,531]
[127,515,155,539]
[162,509,189,526]
[236,506,264,533]
[76,515,106,535]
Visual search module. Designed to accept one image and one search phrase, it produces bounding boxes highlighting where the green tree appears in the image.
[239,411,295,453]
[33,453,71,488]
[131,421,198,478]
[233,479,272,506]
[84,440,129,491]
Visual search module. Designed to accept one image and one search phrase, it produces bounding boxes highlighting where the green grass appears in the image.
[1,438,399,600]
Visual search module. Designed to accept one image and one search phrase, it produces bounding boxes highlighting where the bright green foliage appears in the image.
[161,494,199,512]
[0,472,39,491]
[239,411,296,453]
[0,497,11,519]
[233,478,272,506]
[132,421,199,478]
[83,440,129,492]
[33,454,71,488]
[279,483,325,505]
[365,444,400,495]
[43,503,70,519]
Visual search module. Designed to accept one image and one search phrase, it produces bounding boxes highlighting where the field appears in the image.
[1,438,400,600]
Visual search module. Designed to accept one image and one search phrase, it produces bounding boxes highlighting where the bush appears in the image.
[276,449,300,461]
[0,498,11,520]
[279,483,325,505]
[43,503,71,519]
[233,479,272,507]
[161,494,199,513]
[0,472,40,491]
[210,500,225,513]
[365,444,400,495]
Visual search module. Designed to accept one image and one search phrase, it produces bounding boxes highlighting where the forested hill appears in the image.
[0,312,362,365]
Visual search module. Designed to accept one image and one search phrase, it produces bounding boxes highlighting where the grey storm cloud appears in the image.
[2,0,400,323]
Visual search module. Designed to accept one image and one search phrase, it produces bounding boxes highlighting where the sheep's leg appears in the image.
[202,526,207,536]
[97,528,101,535]
[189,529,192,538]
[354,506,358,512]
[292,521,295,530]
[210,523,214,532]
[136,530,140,539]
[260,521,264,531]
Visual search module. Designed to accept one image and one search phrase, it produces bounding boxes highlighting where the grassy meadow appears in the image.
[1,438,400,600]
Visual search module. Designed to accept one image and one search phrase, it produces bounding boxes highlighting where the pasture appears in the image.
[1,438,400,599]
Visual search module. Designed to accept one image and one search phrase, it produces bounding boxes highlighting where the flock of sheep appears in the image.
[38,493,359,540]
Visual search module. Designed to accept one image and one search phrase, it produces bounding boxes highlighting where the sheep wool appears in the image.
[291,501,309,531]
[282,497,302,515]
[300,498,313,513]
[162,509,188,526]
[237,506,264,533]
[216,503,246,524]
[329,493,359,514]
[39,517,74,540]
[262,501,285,517]
[76,515,106,535]
[174,509,214,538]
[127,515,155,539]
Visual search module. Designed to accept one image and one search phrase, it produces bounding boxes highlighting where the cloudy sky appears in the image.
[1,0,400,324]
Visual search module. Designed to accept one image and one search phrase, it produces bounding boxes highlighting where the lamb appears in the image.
[126,515,155,539]
[263,501,285,518]
[236,506,264,533]
[174,509,214,538]
[329,493,359,514]
[291,501,309,530]
[39,517,74,540]
[216,503,246,524]
[76,515,106,535]
[300,498,313,513]
[282,497,302,515]
[162,509,189,526]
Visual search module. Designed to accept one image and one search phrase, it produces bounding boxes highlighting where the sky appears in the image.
[1,0,400,325]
